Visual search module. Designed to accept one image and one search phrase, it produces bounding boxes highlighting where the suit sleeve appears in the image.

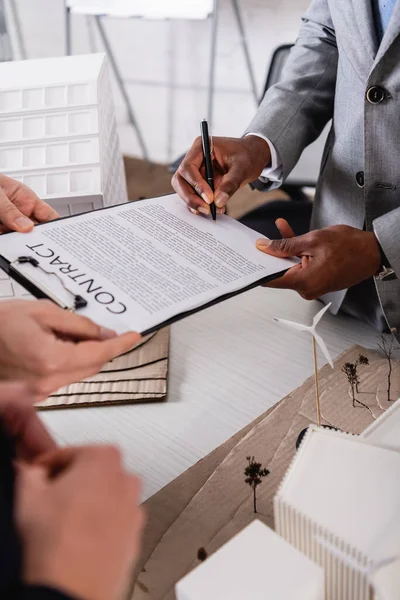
[374,207,400,277]
[245,0,338,185]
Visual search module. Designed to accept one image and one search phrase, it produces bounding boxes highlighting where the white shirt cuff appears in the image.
[245,132,283,186]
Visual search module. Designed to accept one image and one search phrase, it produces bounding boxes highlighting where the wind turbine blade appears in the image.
[274,317,310,332]
[313,332,334,368]
[312,302,332,329]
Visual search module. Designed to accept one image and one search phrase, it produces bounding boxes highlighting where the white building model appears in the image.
[362,398,400,452]
[0,53,127,217]
[370,556,400,600]
[175,520,324,600]
[274,426,400,600]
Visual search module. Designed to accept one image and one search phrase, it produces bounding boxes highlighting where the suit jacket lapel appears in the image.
[351,0,379,62]
[373,0,400,67]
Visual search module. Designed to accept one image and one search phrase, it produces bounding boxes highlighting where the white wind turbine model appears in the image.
[274,303,334,426]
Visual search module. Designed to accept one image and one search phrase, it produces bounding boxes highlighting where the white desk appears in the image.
[40,287,378,500]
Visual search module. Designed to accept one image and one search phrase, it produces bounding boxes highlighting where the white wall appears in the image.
[9,0,310,163]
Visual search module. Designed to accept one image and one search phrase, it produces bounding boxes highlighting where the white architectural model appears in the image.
[0,53,127,217]
[274,426,400,600]
[362,398,400,451]
[175,520,324,600]
[274,302,333,425]
[370,556,400,600]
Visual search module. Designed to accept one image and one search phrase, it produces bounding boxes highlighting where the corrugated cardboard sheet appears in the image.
[132,345,399,600]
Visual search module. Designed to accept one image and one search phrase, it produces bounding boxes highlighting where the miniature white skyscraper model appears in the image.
[0,53,128,217]
[274,426,400,600]
[0,53,128,301]
[370,556,400,600]
[362,398,400,451]
[175,520,324,600]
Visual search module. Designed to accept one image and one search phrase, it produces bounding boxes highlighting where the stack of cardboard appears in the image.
[38,328,169,409]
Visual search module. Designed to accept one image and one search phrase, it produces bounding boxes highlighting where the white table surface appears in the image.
[40,287,378,500]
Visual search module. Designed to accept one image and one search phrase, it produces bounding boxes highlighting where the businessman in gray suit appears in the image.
[172,0,400,339]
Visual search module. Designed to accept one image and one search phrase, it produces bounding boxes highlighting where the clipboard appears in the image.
[0,255,87,311]
[0,252,286,335]
[0,196,290,336]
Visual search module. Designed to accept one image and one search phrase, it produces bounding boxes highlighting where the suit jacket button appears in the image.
[356,171,364,187]
[366,85,386,104]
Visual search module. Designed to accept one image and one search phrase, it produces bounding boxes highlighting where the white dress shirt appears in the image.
[246,132,283,190]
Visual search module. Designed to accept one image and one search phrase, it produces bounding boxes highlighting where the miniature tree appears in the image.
[244,456,270,514]
[342,362,358,406]
[355,354,369,393]
[341,354,370,410]
[377,333,397,402]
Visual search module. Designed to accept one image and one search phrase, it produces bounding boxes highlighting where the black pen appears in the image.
[200,119,217,221]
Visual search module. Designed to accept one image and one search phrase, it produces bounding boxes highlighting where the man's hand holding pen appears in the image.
[172,134,383,299]
[172,134,271,217]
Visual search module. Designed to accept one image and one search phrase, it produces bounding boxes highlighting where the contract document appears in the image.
[0,194,296,334]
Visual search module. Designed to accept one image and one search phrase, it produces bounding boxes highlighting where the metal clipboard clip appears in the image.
[11,256,87,312]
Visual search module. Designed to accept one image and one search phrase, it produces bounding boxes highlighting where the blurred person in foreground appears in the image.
[0,174,145,598]
[0,381,145,600]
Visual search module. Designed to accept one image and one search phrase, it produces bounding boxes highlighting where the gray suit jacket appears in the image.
[246,0,400,337]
